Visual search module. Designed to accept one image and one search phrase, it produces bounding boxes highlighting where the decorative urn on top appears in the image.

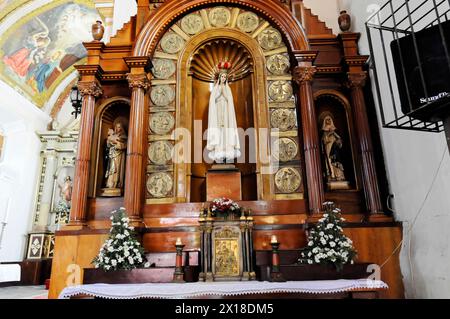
[92,20,105,41]
[338,10,352,32]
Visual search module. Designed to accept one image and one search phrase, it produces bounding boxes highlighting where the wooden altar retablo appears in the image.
[47,0,404,299]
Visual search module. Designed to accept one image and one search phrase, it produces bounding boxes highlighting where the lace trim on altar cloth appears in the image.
[59,280,388,299]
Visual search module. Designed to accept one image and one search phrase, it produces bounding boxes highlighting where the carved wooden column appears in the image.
[293,52,324,214]
[340,33,383,215]
[68,80,102,227]
[347,72,383,214]
[124,57,151,225]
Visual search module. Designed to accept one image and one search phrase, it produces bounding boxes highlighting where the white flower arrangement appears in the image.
[92,208,150,271]
[299,202,357,271]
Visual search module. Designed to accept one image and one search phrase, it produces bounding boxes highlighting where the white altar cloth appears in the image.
[0,264,21,283]
[59,279,388,299]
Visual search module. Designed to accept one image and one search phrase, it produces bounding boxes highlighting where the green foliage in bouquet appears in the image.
[92,208,149,271]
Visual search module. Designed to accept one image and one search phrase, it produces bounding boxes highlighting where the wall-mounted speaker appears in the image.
[391,20,450,122]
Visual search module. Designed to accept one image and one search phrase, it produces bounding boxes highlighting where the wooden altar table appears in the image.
[59,280,388,299]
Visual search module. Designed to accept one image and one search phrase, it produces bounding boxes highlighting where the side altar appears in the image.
[49,0,404,299]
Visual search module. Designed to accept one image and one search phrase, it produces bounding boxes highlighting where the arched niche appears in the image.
[187,38,257,202]
[146,6,305,204]
[89,97,131,198]
[314,90,358,191]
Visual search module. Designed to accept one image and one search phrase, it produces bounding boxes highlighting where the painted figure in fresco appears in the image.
[206,62,241,163]
[3,17,51,78]
[321,114,346,182]
[29,50,63,92]
[104,122,128,190]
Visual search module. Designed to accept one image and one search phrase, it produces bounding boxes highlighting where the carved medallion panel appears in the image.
[149,141,173,165]
[258,27,283,51]
[209,7,231,27]
[149,111,175,135]
[269,81,293,102]
[267,54,290,75]
[237,12,259,33]
[270,108,297,131]
[152,59,176,79]
[147,172,173,198]
[150,85,175,106]
[273,138,298,162]
[160,33,185,54]
[274,167,302,194]
[181,13,204,35]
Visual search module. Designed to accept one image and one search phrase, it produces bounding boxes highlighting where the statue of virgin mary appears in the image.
[206,62,241,163]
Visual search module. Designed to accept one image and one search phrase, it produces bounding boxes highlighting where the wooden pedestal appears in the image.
[206,166,242,201]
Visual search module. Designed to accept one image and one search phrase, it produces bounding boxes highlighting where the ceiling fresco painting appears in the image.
[0,0,100,107]
[0,0,28,21]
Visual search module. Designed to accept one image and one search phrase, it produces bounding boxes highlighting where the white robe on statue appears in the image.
[206,81,241,163]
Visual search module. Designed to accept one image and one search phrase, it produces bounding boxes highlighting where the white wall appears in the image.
[304,0,341,34]
[317,0,450,298]
[112,0,137,37]
[0,80,50,262]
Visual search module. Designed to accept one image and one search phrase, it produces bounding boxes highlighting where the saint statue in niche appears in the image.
[320,112,350,190]
[206,61,241,164]
[58,176,73,203]
[101,119,128,196]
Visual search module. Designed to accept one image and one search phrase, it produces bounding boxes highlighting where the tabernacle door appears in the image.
[212,224,243,281]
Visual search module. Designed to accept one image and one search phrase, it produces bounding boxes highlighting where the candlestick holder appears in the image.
[173,243,186,283]
[270,240,286,282]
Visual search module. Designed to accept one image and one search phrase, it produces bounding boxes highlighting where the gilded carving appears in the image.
[126,73,150,91]
[149,111,175,135]
[268,81,293,102]
[209,7,231,27]
[150,85,175,106]
[160,33,185,54]
[237,12,259,33]
[181,14,204,35]
[273,138,298,162]
[292,66,317,84]
[257,27,283,50]
[147,172,173,198]
[77,81,102,98]
[149,141,173,165]
[214,239,240,277]
[213,226,240,277]
[267,54,290,75]
[271,108,297,131]
[347,72,367,88]
[152,59,176,79]
[275,167,301,193]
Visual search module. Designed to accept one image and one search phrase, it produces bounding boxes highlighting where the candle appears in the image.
[270,235,278,244]
[176,237,182,246]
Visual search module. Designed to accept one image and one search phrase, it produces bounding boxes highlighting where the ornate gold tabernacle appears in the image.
[198,208,255,281]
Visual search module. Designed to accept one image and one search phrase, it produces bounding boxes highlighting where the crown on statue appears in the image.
[217,61,232,73]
